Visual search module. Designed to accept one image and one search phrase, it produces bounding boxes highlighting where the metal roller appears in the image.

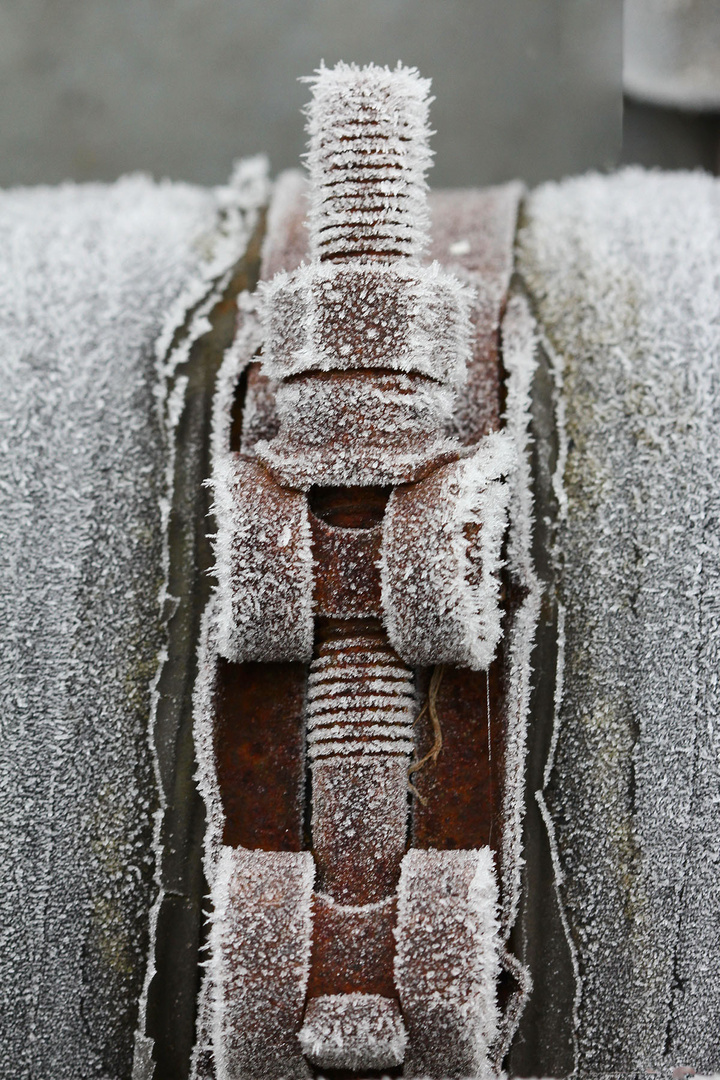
[209,847,315,1080]
[394,848,501,1078]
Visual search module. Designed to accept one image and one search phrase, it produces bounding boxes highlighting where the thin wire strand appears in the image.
[408,665,445,802]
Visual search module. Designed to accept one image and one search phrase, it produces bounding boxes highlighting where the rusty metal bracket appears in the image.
[193,61,532,1080]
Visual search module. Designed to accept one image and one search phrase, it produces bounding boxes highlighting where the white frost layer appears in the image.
[0,174,251,1080]
[259,169,309,280]
[519,168,720,1073]
[304,62,433,262]
[210,847,314,1080]
[298,993,407,1071]
[394,848,501,1079]
[211,454,314,663]
[193,599,226,891]
[382,430,515,670]
[189,604,224,1080]
[498,294,542,944]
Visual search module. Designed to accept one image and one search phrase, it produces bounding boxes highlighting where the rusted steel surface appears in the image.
[259,171,309,280]
[213,657,307,851]
[310,515,382,619]
[237,362,279,454]
[259,367,462,489]
[200,65,525,1078]
[309,484,389,529]
[213,455,314,664]
[217,181,519,1038]
[307,895,397,998]
[209,848,314,1080]
[426,187,522,447]
[411,659,506,853]
[308,623,414,904]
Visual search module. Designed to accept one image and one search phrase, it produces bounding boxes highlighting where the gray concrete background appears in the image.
[0,0,622,190]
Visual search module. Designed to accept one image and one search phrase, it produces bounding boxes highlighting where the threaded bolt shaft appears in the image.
[304,63,433,263]
[308,628,416,903]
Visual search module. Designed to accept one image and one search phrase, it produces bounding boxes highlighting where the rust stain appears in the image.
[213,657,307,852]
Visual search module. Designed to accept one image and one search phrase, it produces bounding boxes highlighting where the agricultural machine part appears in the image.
[395,849,501,1076]
[195,62,534,1080]
[213,456,314,664]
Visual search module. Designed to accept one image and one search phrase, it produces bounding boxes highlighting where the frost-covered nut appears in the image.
[256,62,471,489]
[298,993,407,1071]
[211,454,314,663]
[258,371,459,488]
[381,430,515,671]
[259,262,471,386]
[394,848,501,1079]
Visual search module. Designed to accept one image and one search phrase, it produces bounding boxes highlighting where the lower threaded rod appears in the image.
[308,627,415,904]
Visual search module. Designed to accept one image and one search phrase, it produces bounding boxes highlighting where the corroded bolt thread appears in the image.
[257,64,468,489]
[307,635,415,762]
[305,62,433,263]
[308,629,415,904]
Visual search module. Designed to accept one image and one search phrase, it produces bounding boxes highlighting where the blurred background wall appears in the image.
[0,0,622,189]
[2,0,719,189]
[623,0,720,172]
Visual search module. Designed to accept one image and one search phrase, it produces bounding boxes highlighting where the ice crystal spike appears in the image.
[305,63,433,263]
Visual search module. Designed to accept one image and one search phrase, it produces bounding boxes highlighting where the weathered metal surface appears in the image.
[307,894,397,998]
[310,516,382,619]
[411,662,505,853]
[209,848,314,1080]
[395,849,500,1079]
[213,658,307,852]
[197,64,526,1079]
[517,169,720,1075]
[0,169,265,1080]
[213,455,314,664]
[427,185,522,447]
[308,624,415,904]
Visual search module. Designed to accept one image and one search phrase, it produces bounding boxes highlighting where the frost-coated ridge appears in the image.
[497,294,541,943]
